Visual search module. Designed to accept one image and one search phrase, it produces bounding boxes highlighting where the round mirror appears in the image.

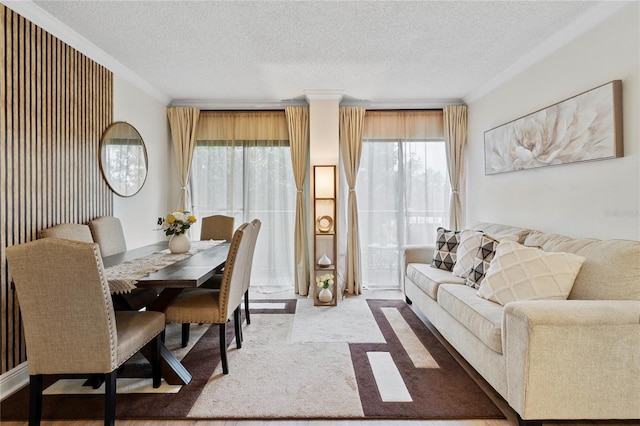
[99,121,148,197]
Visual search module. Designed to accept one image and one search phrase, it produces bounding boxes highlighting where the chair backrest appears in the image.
[6,238,118,375]
[242,219,261,293]
[217,222,252,321]
[200,215,235,241]
[39,223,94,243]
[89,216,127,257]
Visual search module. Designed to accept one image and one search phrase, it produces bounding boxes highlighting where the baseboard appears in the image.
[0,361,28,401]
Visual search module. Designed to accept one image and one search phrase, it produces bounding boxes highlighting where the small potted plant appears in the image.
[316,273,334,303]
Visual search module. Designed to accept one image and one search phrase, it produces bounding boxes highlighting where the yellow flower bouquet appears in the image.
[157,210,197,236]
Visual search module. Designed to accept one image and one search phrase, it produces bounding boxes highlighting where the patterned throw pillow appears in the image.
[431,227,461,271]
[452,229,484,278]
[476,241,585,305]
[465,234,500,289]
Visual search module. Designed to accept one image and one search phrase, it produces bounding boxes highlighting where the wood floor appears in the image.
[1,289,636,426]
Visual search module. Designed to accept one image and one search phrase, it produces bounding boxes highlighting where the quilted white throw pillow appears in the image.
[477,241,585,305]
[452,229,484,278]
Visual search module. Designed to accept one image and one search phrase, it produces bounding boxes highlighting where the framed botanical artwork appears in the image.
[484,80,623,175]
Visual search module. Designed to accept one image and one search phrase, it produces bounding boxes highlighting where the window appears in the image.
[192,112,295,290]
[358,111,449,289]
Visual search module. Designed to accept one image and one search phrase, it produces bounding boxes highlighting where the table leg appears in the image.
[139,343,192,385]
[143,288,193,385]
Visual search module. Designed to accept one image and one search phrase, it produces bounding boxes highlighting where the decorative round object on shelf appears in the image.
[317,254,332,268]
[316,215,333,233]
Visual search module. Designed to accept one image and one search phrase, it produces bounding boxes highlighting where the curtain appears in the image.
[339,107,365,295]
[443,105,467,230]
[167,107,200,211]
[285,106,310,295]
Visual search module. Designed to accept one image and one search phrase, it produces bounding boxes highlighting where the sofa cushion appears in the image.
[406,263,465,300]
[452,229,484,278]
[477,241,585,305]
[431,227,461,271]
[467,221,532,244]
[437,284,504,354]
[524,231,640,301]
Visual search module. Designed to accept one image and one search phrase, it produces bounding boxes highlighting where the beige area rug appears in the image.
[0,298,505,421]
[290,298,386,343]
[189,312,365,418]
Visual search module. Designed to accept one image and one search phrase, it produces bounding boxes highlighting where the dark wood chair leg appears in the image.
[150,334,161,388]
[244,290,250,325]
[234,307,242,349]
[219,322,229,374]
[29,374,43,426]
[104,371,117,426]
[181,323,190,348]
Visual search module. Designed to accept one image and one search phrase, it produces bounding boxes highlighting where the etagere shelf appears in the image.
[313,165,337,306]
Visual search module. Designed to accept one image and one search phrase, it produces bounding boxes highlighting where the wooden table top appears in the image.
[102,240,231,289]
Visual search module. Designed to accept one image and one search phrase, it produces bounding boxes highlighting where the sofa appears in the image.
[402,222,640,425]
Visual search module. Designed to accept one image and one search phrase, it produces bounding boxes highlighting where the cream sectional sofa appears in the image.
[402,222,640,425]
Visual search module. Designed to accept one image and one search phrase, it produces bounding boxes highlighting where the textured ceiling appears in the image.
[26,0,614,106]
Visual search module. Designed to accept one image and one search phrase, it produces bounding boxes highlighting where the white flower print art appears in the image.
[484,81,622,175]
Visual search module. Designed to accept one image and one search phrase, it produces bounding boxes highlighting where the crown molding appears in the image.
[340,98,464,109]
[171,96,464,111]
[463,0,633,104]
[304,90,345,102]
[2,0,170,105]
[170,99,308,110]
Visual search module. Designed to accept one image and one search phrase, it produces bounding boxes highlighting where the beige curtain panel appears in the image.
[443,105,467,230]
[285,106,310,295]
[167,107,201,211]
[339,107,366,295]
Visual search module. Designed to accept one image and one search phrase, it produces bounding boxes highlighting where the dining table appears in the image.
[102,239,231,386]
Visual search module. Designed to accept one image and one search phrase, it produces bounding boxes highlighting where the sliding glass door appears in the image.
[357,139,450,289]
[191,140,296,290]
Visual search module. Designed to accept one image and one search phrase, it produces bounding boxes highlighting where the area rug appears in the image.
[0,298,505,421]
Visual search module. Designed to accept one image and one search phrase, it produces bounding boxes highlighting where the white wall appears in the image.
[113,76,175,249]
[466,2,639,240]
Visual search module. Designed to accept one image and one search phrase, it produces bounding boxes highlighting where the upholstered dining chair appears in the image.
[38,223,94,242]
[180,219,260,347]
[200,214,235,241]
[88,216,158,311]
[165,222,254,374]
[240,218,261,326]
[192,214,236,336]
[88,216,128,257]
[6,238,165,426]
[40,220,157,312]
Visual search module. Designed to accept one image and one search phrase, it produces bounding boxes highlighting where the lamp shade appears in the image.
[314,165,335,199]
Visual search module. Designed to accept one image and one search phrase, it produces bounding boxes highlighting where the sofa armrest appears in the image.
[504,300,640,420]
[401,244,435,269]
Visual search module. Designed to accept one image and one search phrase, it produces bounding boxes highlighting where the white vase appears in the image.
[169,233,191,254]
[318,287,332,303]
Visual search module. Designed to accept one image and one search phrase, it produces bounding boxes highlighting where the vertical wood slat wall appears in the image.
[0,5,114,373]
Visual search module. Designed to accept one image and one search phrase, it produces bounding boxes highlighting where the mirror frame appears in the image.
[99,121,148,197]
